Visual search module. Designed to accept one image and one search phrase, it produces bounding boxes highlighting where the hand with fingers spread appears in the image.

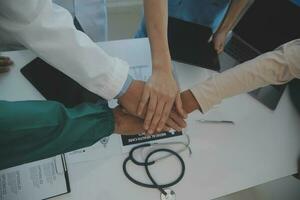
[0,56,13,73]
[137,69,187,134]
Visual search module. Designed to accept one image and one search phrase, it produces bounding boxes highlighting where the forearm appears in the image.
[216,0,251,34]
[190,42,300,113]
[144,0,171,72]
[0,101,114,169]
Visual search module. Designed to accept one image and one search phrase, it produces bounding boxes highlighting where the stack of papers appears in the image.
[0,155,70,200]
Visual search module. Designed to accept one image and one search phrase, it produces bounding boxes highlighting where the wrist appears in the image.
[118,80,145,116]
[151,51,172,73]
[180,90,201,113]
[113,108,121,133]
[215,27,230,36]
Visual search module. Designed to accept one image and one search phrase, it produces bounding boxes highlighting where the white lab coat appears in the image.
[53,0,108,42]
[0,0,129,100]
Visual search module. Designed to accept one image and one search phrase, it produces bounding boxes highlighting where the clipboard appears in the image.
[0,155,70,200]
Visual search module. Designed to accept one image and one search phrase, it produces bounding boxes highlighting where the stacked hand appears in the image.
[117,79,188,135]
[115,81,201,135]
[137,69,187,134]
[0,56,196,136]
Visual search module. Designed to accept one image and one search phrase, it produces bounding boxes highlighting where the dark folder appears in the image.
[168,17,220,71]
[21,58,102,108]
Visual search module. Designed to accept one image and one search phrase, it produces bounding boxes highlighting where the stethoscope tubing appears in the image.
[123,144,186,196]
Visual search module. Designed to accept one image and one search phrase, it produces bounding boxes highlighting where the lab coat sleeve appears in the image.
[190,39,300,113]
[0,0,129,100]
[0,100,114,170]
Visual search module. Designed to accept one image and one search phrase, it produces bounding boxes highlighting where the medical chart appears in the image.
[0,155,70,200]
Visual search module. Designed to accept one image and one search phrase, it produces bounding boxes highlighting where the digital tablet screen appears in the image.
[21,58,102,107]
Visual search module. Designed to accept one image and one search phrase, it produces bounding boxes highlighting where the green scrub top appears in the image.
[0,100,114,170]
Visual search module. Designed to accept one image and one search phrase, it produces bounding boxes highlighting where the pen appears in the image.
[197,119,235,125]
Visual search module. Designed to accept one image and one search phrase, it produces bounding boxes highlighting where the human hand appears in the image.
[161,89,202,127]
[118,80,187,133]
[137,69,186,134]
[136,69,187,134]
[212,31,227,54]
[113,106,144,135]
[180,90,201,113]
[113,106,170,135]
[118,80,144,116]
[0,56,13,73]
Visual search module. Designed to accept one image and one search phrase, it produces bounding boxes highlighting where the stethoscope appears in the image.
[122,134,192,200]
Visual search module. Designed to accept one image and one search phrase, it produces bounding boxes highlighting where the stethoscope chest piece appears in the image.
[160,189,176,200]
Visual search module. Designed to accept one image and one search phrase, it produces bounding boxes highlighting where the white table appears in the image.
[1,38,299,200]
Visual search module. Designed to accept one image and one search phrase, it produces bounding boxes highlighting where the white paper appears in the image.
[0,155,69,200]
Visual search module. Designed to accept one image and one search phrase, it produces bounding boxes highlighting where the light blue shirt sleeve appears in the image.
[115,74,134,98]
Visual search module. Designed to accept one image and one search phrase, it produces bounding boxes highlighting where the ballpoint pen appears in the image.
[196,119,235,125]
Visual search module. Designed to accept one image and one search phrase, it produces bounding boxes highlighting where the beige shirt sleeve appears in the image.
[190,39,300,113]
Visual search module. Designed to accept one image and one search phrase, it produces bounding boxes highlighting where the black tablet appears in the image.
[21,58,102,107]
[168,17,220,71]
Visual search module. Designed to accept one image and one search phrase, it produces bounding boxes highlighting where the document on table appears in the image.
[0,155,70,200]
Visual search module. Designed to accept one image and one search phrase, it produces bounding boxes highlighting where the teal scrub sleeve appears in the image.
[0,100,115,170]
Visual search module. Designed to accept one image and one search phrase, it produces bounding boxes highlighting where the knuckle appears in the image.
[159,95,166,101]
[139,101,146,106]
[151,88,157,94]
[148,107,155,113]
[165,94,172,100]
[142,95,149,101]
[151,121,158,127]
[162,93,169,99]
[160,118,167,126]
[162,112,169,119]
[153,113,161,119]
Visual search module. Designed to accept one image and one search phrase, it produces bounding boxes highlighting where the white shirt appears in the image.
[0,0,129,100]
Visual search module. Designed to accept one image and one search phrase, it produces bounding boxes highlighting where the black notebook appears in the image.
[21,58,102,108]
[168,17,220,71]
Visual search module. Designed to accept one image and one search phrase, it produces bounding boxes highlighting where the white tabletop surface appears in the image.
[1,38,300,200]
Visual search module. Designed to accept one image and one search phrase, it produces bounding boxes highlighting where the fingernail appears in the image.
[157,127,162,132]
[149,129,153,134]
